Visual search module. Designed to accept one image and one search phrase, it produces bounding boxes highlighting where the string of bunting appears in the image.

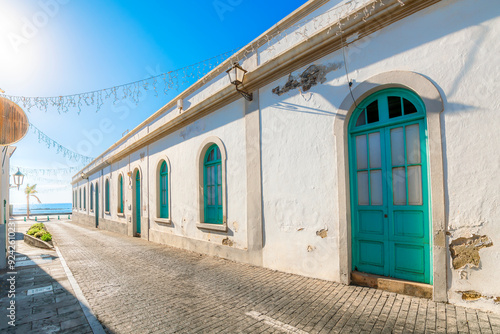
[10,166,82,177]
[22,183,72,193]
[225,0,400,68]
[0,0,396,114]
[0,49,239,114]
[29,123,94,164]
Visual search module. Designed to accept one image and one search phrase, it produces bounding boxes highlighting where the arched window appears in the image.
[159,161,169,219]
[105,179,110,212]
[79,188,82,209]
[118,174,124,214]
[83,187,86,210]
[204,145,222,224]
[90,183,94,211]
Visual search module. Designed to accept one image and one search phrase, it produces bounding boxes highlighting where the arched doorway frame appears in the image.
[334,71,446,302]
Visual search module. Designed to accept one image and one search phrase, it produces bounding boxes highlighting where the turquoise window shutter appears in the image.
[204,145,223,224]
[159,161,168,219]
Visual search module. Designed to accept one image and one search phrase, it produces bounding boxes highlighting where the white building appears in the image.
[1,146,16,269]
[72,0,500,313]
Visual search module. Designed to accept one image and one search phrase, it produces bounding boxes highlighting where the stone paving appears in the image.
[0,220,92,333]
[42,220,500,334]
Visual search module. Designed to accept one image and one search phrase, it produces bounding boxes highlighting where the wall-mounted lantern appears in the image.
[226,62,253,101]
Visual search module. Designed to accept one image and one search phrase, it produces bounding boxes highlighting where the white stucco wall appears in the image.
[259,65,345,281]
[147,100,248,249]
[0,147,15,269]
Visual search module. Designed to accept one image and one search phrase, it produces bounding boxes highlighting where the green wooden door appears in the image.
[350,89,431,284]
[135,171,141,234]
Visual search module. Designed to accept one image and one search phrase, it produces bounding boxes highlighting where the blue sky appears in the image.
[0,0,307,204]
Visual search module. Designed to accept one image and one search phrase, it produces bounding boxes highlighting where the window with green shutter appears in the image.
[159,161,168,218]
[90,183,94,211]
[118,174,124,214]
[204,145,223,224]
[105,179,110,212]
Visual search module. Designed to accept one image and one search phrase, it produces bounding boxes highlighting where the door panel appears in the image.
[358,240,385,271]
[393,243,425,273]
[358,211,384,235]
[393,211,424,238]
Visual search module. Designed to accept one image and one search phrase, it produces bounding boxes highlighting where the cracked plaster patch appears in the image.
[449,234,493,269]
[272,63,342,96]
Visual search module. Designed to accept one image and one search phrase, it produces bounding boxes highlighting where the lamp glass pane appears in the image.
[227,68,237,83]
[236,67,245,83]
[13,173,24,186]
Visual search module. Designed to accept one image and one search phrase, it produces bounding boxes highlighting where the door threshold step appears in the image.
[351,271,432,299]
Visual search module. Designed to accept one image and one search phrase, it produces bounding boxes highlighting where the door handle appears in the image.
[384,214,388,218]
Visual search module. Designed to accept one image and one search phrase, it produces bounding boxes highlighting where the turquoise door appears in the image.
[350,88,431,284]
[135,171,141,234]
[95,183,99,228]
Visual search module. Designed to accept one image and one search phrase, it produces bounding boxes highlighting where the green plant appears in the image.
[27,223,45,235]
[34,230,47,238]
[40,233,52,242]
[31,223,45,230]
[27,228,40,236]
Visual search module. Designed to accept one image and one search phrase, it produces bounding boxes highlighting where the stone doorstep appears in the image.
[351,271,433,299]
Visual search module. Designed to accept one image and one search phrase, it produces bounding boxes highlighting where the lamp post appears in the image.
[226,62,253,101]
[10,168,24,190]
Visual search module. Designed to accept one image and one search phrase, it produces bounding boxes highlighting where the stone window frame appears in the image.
[334,71,446,302]
[155,157,172,225]
[196,136,228,232]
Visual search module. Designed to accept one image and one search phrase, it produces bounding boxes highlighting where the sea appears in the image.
[12,203,72,216]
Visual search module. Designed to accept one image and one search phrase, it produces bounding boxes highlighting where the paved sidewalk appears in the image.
[0,220,93,333]
[44,220,500,334]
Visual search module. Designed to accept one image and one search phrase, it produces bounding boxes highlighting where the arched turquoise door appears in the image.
[135,171,141,235]
[349,88,432,284]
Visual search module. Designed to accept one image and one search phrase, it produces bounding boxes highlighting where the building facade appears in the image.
[1,146,16,269]
[72,0,500,313]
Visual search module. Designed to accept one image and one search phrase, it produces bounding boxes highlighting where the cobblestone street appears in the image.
[46,221,500,334]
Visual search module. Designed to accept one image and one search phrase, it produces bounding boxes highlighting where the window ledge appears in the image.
[117,213,125,218]
[196,222,227,232]
[155,218,172,225]
[104,211,110,215]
